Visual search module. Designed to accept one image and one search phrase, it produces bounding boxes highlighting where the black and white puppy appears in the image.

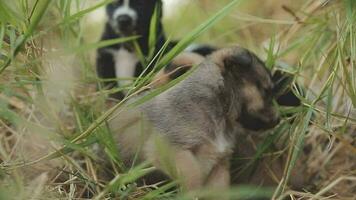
[96,0,166,99]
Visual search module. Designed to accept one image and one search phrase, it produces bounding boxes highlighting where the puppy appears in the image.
[153,48,303,190]
[96,0,167,99]
[107,46,280,191]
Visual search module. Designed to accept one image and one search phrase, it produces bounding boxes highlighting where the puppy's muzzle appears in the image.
[266,116,280,129]
[116,15,134,30]
[240,108,280,131]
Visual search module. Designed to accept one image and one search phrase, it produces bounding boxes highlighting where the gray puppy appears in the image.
[107,46,280,191]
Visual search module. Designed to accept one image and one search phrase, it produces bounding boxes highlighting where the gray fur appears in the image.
[141,59,229,147]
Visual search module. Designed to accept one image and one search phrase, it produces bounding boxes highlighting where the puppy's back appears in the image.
[109,57,226,161]
[143,58,226,146]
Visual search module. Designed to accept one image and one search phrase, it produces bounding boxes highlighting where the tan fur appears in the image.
[205,159,230,189]
[171,52,205,67]
[241,83,264,112]
[152,52,204,88]
[151,70,171,88]
[209,46,245,71]
[173,149,203,190]
[145,140,233,191]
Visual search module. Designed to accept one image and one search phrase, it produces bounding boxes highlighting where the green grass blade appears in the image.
[266,34,278,70]
[69,36,139,54]
[0,0,51,74]
[141,182,177,200]
[60,0,112,25]
[273,107,313,198]
[234,122,289,178]
[176,186,274,200]
[0,24,5,51]
[0,1,23,26]
[128,63,198,108]
[93,164,154,200]
[147,3,161,60]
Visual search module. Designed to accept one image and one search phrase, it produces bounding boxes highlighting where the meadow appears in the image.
[0,0,355,199]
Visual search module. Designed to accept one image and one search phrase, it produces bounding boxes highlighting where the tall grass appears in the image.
[0,0,355,199]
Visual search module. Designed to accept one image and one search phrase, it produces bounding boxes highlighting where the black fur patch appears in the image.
[223,49,272,84]
[164,63,191,80]
[239,107,280,131]
[191,45,217,56]
[272,70,301,107]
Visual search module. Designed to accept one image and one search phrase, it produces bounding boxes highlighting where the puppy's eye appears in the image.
[263,87,274,102]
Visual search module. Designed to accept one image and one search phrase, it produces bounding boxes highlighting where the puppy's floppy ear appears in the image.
[210,47,253,73]
[272,71,291,95]
[272,70,301,106]
[223,49,253,73]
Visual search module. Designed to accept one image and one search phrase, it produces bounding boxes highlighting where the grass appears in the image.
[0,0,355,199]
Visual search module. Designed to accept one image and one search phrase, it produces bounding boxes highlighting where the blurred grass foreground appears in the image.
[0,0,355,199]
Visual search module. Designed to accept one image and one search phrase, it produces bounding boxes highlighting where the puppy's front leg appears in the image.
[205,159,230,190]
[174,149,204,191]
[144,139,203,191]
[96,48,124,99]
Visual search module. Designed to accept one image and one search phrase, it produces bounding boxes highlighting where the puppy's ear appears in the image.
[272,71,291,95]
[210,47,253,73]
[223,49,253,73]
[272,70,301,106]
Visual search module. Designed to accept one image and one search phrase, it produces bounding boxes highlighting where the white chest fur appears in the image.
[214,133,233,155]
[113,48,139,88]
[196,133,234,176]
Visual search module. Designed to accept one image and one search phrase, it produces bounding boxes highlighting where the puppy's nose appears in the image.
[117,15,133,27]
